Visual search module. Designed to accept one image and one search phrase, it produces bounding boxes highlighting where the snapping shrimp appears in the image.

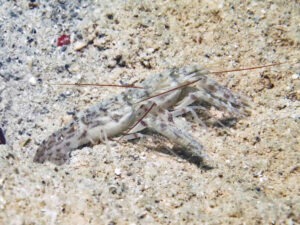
[34,65,252,165]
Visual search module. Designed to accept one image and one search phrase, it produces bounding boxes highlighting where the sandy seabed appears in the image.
[0,0,299,224]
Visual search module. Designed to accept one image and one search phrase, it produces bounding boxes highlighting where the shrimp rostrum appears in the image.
[33,65,249,165]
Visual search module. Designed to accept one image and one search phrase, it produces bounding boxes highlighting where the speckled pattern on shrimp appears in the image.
[34,65,249,165]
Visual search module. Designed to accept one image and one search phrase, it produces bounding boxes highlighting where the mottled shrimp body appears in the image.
[34,94,137,165]
[34,65,248,165]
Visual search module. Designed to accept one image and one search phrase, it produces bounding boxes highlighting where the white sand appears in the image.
[0,0,299,224]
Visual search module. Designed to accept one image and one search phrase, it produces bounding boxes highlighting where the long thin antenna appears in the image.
[136,78,201,104]
[137,61,292,103]
[125,102,156,135]
[51,83,144,89]
[211,62,287,74]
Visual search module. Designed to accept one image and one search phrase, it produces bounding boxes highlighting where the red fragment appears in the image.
[57,34,71,47]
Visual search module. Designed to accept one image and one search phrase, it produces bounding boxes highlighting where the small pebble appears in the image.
[291,73,300,80]
[114,168,121,176]
[29,76,37,85]
[73,41,88,51]
[0,128,6,145]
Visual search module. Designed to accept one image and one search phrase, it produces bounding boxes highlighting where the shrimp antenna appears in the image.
[50,83,144,89]
[137,61,293,103]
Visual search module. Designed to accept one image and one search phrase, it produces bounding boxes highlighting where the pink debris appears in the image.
[57,34,71,47]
